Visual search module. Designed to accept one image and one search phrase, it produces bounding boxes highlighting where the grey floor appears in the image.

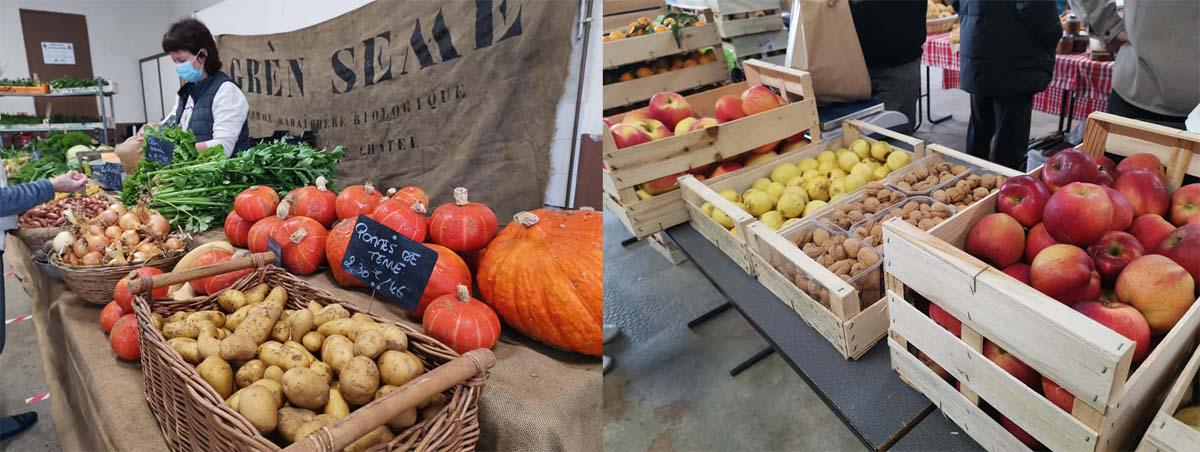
[602,68,1061,451]
[0,254,60,451]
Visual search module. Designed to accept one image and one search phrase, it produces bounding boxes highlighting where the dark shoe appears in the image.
[0,412,38,440]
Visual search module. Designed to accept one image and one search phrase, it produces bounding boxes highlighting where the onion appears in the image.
[105,225,123,240]
[81,251,103,266]
[87,224,105,237]
[96,209,120,226]
[85,233,109,253]
[72,239,88,258]
[146,214,170,238]
[131,205,150,222]
[121,229,141,247]
[135,242,163,261]
[52,231,76,255]
[163,237,185,251]
[118,212,143,230]
[110,203,127,215]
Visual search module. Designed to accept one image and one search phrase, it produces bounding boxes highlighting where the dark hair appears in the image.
[162,18,222,74]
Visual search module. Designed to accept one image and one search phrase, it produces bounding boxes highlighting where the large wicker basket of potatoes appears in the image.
[130,257,494,452]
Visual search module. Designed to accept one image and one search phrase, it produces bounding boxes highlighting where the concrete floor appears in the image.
[602,68,1062,451]
[0,254,60,451]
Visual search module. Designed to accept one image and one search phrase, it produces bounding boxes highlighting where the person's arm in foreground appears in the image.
[0,171,88,217]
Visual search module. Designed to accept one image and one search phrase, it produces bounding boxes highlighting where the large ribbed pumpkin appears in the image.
[326,217,366,288]
[429,187,498,252]
[477,209,602,356]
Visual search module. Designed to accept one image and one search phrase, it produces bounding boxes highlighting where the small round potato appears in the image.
[278,407,317,443]
[264,365,284,383]
[197,356,234,399]
[235,359,266,388]
[252,379,285,407]
[282,367,330,410]
[237,385,279,434]
[301,331,325,353]
[353,330,386,359]
[378,350,425,387]
[339,356,380,405]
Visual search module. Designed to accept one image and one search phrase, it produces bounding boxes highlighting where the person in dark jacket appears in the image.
[957,0,1062,170]
[846,0,928,133]
[0,168,88,440]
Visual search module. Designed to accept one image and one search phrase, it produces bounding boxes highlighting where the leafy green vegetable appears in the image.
[0,78,37,87]
[4,131,96,183]
[0,113,100,125]
[49,77,99,89]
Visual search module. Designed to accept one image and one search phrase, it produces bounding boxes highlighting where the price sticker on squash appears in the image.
[340,215,437,311]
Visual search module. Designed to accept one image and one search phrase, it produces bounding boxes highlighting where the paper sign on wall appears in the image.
[41,42,75,65]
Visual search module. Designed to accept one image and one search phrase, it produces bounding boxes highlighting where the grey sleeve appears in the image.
[1067,0,1125,43]
[0,179,54,217]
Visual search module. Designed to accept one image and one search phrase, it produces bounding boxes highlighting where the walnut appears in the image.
[946,187,965,202]
[897,181,912,191]
[796,229,813,245]
[931,202,952,217]
[832,210,848,221]
[843,239,861,257]
[935,163,952,173]
[851,263,867,275]
[812,227,830,246]
[857,247,880,266]
[955,180,971,192]
[848,210,866,223]
[839,274,854,283]
[918,218,938,230]
[871,224,883,237]
[830,234,846,246]
[831,245,847,260]
[828,259,852,275]
[996,175,1008,186]
[891,191,905,203]
[817,254,836,267]
[980,174,997,189]
[862,197,880,212]
[906,210,923,221]
[932,189,948,202]
[865,181,884,195]
[951,165,968,175]
[965,177,981,189]
[913,166,930,180]
[973,187,990,199]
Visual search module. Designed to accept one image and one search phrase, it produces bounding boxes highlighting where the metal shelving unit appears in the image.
[0,78,117,147]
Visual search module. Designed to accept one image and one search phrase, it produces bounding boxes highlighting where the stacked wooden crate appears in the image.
[671,0,789,66]
[603,12,727,111]
[603,0,668,33]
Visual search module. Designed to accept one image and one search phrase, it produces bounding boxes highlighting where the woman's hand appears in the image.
[50,171,88,193]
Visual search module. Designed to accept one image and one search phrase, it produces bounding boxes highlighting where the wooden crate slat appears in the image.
[844,295,888,359]
[604,7,668,32]
[750,247,850,357]
[883,220,1133,413]
[604,23,721,69]
[722,29,788,59]
[716,13,783,37]
[890,338,1035,452]
[889,293,1100,451]
[603,60,728,110]
[605,0,664,16]
[1137,343,1200,451]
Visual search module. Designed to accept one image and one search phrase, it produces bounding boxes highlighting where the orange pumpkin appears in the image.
[411,243,472,319]
[422,285,501,354]
[326,217,366,288]
[477,209,602,356]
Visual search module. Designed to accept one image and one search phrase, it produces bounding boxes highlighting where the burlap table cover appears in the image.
[5,233,601,451]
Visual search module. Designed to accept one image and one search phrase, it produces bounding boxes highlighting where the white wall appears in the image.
[0,0,221,124]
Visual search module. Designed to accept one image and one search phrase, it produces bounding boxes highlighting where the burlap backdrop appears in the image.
[217,0,576,219]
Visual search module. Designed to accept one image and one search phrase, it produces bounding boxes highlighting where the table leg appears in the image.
[729,346,775,377]
[1057,89,1069,133]
[687,301,732,329]
[1066,90,1078,133]
[620,236,639,247]
[918,66,952,129]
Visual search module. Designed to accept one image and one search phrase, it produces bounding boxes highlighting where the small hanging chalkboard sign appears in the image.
[340,215,436,311]
[145,136,174,165]
[267,236,283,267]
[91,161,124,191]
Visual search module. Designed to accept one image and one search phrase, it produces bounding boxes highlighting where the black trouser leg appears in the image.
[990,94,1034,171]
[1,250,6,356]
[1106,90,1189,130]
[967,94,996,161]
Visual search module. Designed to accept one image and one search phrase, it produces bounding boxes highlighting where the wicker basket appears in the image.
[132,265,492,452]
[926,14,958,34]
[13,226,66,249]
[50,249,186,305]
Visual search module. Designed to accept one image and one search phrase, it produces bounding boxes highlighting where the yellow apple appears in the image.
[870,140,892,162]
[798,158,819,172]
[770,163,800,184]
[760,210,784,230]
[803,200,828,217]
[718,189,741,203]
[752,177,772,191]
[887,150,911,170]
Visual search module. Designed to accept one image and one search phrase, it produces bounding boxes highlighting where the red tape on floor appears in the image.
[5,314,32,325]
[24,391,49,406]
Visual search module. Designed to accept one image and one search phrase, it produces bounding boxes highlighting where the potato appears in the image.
[263,365,284,383]
[167,311,188,324]
[237,385,278,434]
[307,300,323,315]
[363,323,408,352]
[244,283,270,305]
[344,425,393,452]
[226,387,244,408]
[375,385,418,429]
[215,328,232,340]
[285,341,318,364]
[317,318,358,340]
[188,310,226,328]
[217,289,248,313]
[252,378,285,407]
[278,407,317,443]
[290,309,314,340]
[378,350,425,386]
[236,303,283,344]
[293,414,335,444]
[309,361,334,385]
[353,330,386,359]
[150,313,164,331]
[197,356,234,398]
[314,304,349,327]
[225,304,255,331]
[324,387,350,418]
[281,367,330,410]
[264,286,288,311]
[219,334,257,361]
[260,341,309,370]
[168,337,200,364]
[321,335,355,371]
[339,356,380,405]
[194,320,220,339]
[197,331,221,360]
[350,312,375,325]
[236,359,266,388]
[270,320,292,343]
[421,392,448,419]
[301,331,325,352]
[163,321,200,339]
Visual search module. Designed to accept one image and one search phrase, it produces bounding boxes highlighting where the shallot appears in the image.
[96,209,120,226]
[81,251,103,265]
[118,212,142,230]
[105,225,123,240]
[146,213,170,238]
[121,229,141,247]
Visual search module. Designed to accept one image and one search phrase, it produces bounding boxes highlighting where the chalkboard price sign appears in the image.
[91,162,124,191]
[145,136,174,165]
[340,216,437,311]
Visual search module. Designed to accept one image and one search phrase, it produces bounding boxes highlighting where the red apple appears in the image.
[1157,223,1200,283]
[929,303,962,337]
[1116,255,1196,334]
[984,341,1040,388]
[691,117,718,131]
[1073,300,1152,362]
[1042,149,1099,192]
[918,351,952,382]
[1170,184,1200,226]
[1087,231,1145,285]
[621,109,653,124]
[1129,214,1176,254]
[1101,186,1134,232]
[752,140,780,154]
[632,119,673,141]
[1031,244,1095,303]
[687,163,715,176]
[709,161,743,178]
[997,175,1051,227]
[1079,270,1102,301]
[1043,182,1112,246]
[648,91,694,131]
[714,95,746,123]
[1116,152,1165,178]
[1042,378,1074,413]
[1000,416,1044,449]
[1025,223,1060,263]
[609,123,652,149]
[1002,263,1031,285]
[966,213,1026,267]
[785,132,806,143]
[673,117,699,136]
[1094,154,1117,186]
[740,84,784,116]
[641,172,684,195]
[603,117,615,128]
[1113,169,1169,217]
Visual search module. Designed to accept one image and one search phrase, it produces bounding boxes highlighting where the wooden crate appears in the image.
[604,5,668,33]
[671,0,783,38]
[603,59,728,110]
[722,29,788,65]
[606,0,664,16]
[604,22,721,69]
[884,113,1200,451]
[648,231,688,264]
[603,59,820,239]
[1137,341,1200,451]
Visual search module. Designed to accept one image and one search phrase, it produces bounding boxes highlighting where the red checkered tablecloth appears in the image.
[923,32,1115,119]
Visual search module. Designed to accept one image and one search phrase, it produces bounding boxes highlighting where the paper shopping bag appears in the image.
[786,0,872,103]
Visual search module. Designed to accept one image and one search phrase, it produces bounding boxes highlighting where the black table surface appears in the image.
[665,224,982,451]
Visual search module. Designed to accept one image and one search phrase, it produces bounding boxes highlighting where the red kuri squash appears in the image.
[270,214,329,275]
[100,300,128,334]
[423,285,501,354]
[335,182,383,219]
[370,198,428,242]
[224,210,254,248]
[110,314,140,361]
[326,217,366,288]
[114,267,166,311]
[411,243,472,319]
[428,187,498,252]
[188,250,252,294]
[390,186,429,209]
[234,186,279,222]
[247,215,283,253]
[288,176,338,228]
[477,209,602,356]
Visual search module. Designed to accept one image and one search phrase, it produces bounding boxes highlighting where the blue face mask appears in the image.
[176,51,205,83]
